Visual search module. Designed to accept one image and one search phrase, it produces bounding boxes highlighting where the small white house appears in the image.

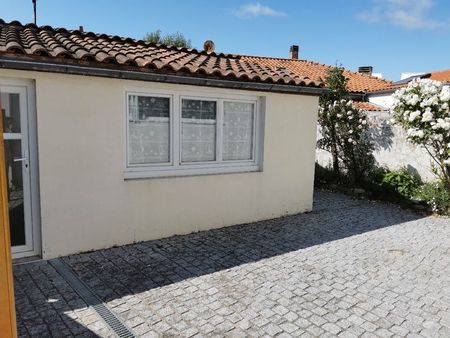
[0,20,323,259]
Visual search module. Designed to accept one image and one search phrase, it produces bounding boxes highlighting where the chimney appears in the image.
[358,66,373,76]
[203,40,215,53]
[289,45,299,59]
[79,25,84,33]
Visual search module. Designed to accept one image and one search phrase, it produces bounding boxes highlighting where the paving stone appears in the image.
[14,190,450,337]
[262,322,283,336]
[323,322,342,335]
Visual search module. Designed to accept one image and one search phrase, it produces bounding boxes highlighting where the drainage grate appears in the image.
[49,258,136,338]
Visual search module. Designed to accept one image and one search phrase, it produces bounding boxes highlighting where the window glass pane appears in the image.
[223,101,254,161]
[1,93,21,133]
[128,95,170,164]
[181,99,217,162]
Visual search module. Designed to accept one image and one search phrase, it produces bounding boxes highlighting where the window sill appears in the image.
[124,164,261,180]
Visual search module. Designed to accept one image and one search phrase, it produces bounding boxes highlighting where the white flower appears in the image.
[348,138,353,143]
[361,120,367,125]
[407,128,424,139]
[349,130,353,134]
[407,94,420,106]
[440,86,450,101]
[421,111,434,122]
[435,118,450,130]
[337,114,342,118]
[433,134,443,142]
[408,111,421,122]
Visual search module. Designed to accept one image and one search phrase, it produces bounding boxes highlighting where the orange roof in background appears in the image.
[352,101,387,112]
[429,69,450,82]
[241,56,393,94]
[368,68,450,93]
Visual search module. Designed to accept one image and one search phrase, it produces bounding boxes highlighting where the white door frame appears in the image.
[1,78,41,258]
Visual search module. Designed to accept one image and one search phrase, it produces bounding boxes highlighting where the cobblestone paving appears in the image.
[14,261,114,337]
[16,190,450,337]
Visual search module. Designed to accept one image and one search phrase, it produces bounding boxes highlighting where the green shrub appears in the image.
[367,166,389,185]
[381,168,422,199]
[314,163,337,186]
[415,181,450,214]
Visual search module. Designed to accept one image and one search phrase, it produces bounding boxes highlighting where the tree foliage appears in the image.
[144,29,192,48]
[317,67,375,186]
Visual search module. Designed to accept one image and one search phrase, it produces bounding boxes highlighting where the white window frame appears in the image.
[124,88,264,179]
[126,93,173,168]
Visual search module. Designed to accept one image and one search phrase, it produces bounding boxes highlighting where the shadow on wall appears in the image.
[368,113,394,151]
[406,164,421,178]
[55,191,424,310]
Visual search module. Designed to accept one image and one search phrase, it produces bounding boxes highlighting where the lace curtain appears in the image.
[223,102,254,160]
[128,96,255,165]
[181,99,217,162]
[128,95,170,164]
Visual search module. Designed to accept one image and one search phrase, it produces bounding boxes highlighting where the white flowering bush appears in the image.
[392,79,450,188]
[318,67,375,185]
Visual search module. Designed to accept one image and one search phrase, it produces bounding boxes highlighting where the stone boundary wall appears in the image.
[316,110,436,181]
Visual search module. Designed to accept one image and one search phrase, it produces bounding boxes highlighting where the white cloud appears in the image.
[234,3,286,19]
[357,0,446,29]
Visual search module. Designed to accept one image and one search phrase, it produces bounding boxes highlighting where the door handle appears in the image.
[13,157,29,168]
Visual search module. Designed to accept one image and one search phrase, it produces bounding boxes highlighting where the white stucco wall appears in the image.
[0,69,319,259]
[367,92,437,181]
[368,111,436,181]
[368,94,395,110]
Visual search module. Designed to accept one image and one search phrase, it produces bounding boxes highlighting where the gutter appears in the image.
[0,56,326,96]
[365,88,398,97]
[349,92,365,100]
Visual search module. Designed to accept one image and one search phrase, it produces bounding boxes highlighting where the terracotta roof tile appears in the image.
[368,69,450,93]
[428,69,450,82]
[241,56,393,94]
[352,101,387,111]
[0,19,323,89]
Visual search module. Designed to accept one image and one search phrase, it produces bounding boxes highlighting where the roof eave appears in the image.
[366,88,398,96]
[348,92,366,100]
[0,56,325,96]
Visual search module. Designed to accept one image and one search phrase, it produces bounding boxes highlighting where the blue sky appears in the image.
[1,0,449,80]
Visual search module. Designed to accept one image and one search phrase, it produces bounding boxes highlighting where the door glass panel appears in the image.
[4,139,25,246]
[1,93,21,133]
[1,91,26,247]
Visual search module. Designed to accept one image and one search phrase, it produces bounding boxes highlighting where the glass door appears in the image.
[0,85,34,256]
